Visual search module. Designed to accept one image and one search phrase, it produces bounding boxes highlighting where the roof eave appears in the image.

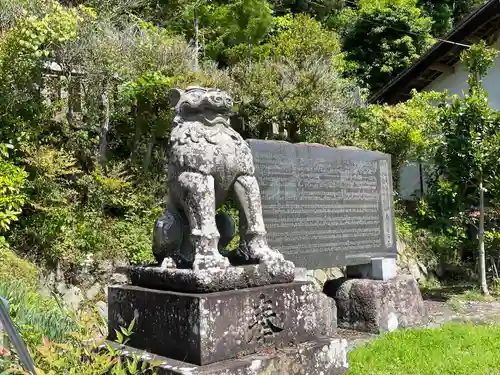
[368,0,500,105]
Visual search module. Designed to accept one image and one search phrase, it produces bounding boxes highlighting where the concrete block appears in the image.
[371,257,397,281]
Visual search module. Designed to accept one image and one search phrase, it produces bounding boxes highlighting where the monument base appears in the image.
[106,337,349,375]
[108,282,336,365]
[129,261,295,293]
[324,275,427,334]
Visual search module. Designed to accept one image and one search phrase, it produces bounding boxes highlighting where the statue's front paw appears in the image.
[160,257,177,269]
[246,235,284,263]
[258,250,294,278]
[258,249,285,263]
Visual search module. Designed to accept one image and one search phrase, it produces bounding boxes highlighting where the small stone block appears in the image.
[324,276,427,334]
[107,337,349,375]
[294,267,307,281]
[108,282,337,366]
[371,257,397,281]
[128,262,295,293]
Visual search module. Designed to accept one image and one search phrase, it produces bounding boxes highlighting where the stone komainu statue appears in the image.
[153,86,284,270]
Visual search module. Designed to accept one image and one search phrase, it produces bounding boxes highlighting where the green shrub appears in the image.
[0,280,76,346]
[3,312,159,375]
[0,243,38,288]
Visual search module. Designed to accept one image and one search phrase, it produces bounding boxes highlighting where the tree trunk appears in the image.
[144,135,154,171]
[479,174,490,296]
[66,72,74,128]
[99,80,110,168]
[194,6,199,72]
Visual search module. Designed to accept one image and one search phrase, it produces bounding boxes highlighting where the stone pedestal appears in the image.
[324,275,427,334]
[128,262,294,293]
[108,281,348,373]
[109,282,336,365]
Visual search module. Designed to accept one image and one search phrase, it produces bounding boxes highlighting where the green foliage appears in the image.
[0,2,190,270]
[0,280,76,347]
[0,244,38,288]
[347,90,446,190]
[411,42,500,285]
[232,14,359,144]
[270,0,344,21]
[165,0,275,66]
[3,311,159,375]
[417,0,483,36]
[217,200,240,250]
[342,0,434,92]
[12,159,160,267]
[461,40,499,91]
[424,42,500,224]
[0,144,27,233]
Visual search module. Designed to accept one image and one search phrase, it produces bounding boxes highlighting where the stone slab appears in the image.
[248,139,397,269]
[105,337,349,375]
[371,257,397,280]
[323,275,428,334]
[108,282,337,366]
[128,262,294,293]
[346,257,397,281]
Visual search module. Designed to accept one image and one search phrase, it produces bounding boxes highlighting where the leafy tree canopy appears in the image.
[417,0,484,36]
[341,0,434,92]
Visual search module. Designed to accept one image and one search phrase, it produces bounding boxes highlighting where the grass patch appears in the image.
[348,323,500,375]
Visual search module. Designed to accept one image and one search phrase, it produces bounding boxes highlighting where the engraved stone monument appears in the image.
[248,140,397,270]
[107,87,348,374]
[247,140,426,334]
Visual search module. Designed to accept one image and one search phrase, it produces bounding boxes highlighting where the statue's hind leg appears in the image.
[177,171,230,270]
[233,174,284,264]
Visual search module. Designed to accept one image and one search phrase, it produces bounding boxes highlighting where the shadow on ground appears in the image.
[420,283,474,302]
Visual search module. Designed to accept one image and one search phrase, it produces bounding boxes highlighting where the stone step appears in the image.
[105,337,349,375]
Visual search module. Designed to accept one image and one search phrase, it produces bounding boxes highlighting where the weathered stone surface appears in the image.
[86,283,102,301]
[324,275,427,334]
[56,284,83,310]
[128,262,295,293]
[107,282,337,366]
[105,337,348,375]
[153,87,290,274]
[248,139,397,269]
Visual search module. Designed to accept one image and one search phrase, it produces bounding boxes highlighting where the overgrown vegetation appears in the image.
[0,279,76,346]
[2,311,159,375]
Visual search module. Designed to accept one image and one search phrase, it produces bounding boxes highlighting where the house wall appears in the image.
[399,162,425,200]
[399,37,500,200]
[424,37,500,110]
